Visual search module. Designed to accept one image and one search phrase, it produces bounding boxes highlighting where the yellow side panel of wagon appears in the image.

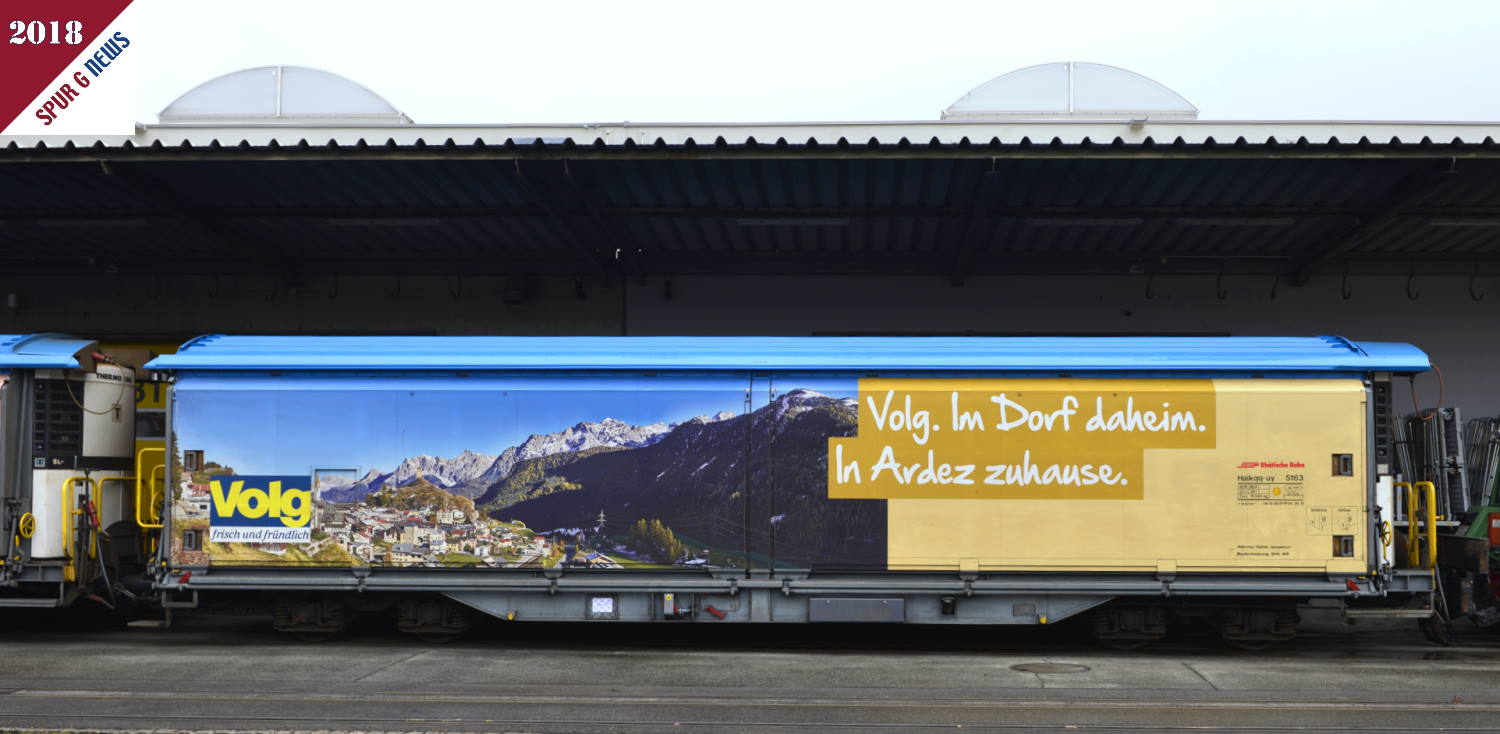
[832,378,1367,573]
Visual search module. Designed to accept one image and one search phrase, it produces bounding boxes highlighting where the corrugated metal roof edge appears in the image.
[145,335,1431,374]
[4,120,1500,152]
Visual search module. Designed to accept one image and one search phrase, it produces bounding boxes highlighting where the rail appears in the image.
[134,447,165,529]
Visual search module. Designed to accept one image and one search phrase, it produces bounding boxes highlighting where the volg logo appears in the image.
[207,475,313,543]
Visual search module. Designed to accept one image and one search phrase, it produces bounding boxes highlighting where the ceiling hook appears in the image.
[388,274,402,300]
[450,275,464,299]
[1340,264,1352,301]
[1215,262,1228,300]
[1405,263,1421,301]
[263,281,278,302]
[1145,272,1156,300]
[327,275,340,299]
[207,274,221,300]
[1268,274,1279,300]
[1470,263,1485,302]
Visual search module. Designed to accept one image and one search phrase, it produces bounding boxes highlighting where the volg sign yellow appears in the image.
[829,378,1216,500]
[208,475,314,543]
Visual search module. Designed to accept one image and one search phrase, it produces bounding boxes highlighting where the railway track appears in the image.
[2,687,1500,733]
[2,615,1498,732]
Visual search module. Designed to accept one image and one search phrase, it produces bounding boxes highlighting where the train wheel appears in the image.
[272,596,349,640]
[1476,611,1500,636]
[1418,615,1457,646]
[1089,606,1166,649]
[1096,636,1152,651]
[1220,635,1277,652]
[1216,606,1297,651]
[396,598,471,643]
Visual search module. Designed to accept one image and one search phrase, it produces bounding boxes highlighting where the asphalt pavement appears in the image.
[0,604,1498,733]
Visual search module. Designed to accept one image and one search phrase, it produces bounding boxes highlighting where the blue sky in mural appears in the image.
[176,376,856,477]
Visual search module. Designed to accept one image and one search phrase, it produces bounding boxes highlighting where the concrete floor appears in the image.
[0,607,1497,733]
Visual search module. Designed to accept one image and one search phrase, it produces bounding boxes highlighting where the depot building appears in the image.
[1,61,1497,416]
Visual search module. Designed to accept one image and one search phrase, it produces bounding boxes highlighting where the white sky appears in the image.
[139,0,1500,125]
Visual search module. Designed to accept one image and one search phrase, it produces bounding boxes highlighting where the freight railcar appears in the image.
[0,334,1449,646]
[0,335,149,612]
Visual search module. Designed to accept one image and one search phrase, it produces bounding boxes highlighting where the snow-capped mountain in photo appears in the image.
[320,413,736,503]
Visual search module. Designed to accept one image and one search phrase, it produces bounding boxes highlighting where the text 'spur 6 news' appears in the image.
[1,0,138,137]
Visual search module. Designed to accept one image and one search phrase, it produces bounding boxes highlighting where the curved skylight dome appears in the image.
[942,62,1197,121]
[159,66,412,124]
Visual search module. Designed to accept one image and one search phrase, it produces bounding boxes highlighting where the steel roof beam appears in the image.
[949,169,1005,285]
[508,159,613,278]
[3,252,1492,278]
[1288,161,1461,285]
[101,162,304,289]
[557,160,646,282]
[10,205,1500,221]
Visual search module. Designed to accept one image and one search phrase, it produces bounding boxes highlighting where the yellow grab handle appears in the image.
[60,476,99,582]
[1415,481,1438,570]
[135,447,166,530]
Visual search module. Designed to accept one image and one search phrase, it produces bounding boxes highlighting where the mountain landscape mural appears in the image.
[478,389,885,568]
[176,379,885,570]
[321,413,735,502]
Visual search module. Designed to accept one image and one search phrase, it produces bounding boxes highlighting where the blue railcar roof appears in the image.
[145,335,1430,374]
[0,334,95,370]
